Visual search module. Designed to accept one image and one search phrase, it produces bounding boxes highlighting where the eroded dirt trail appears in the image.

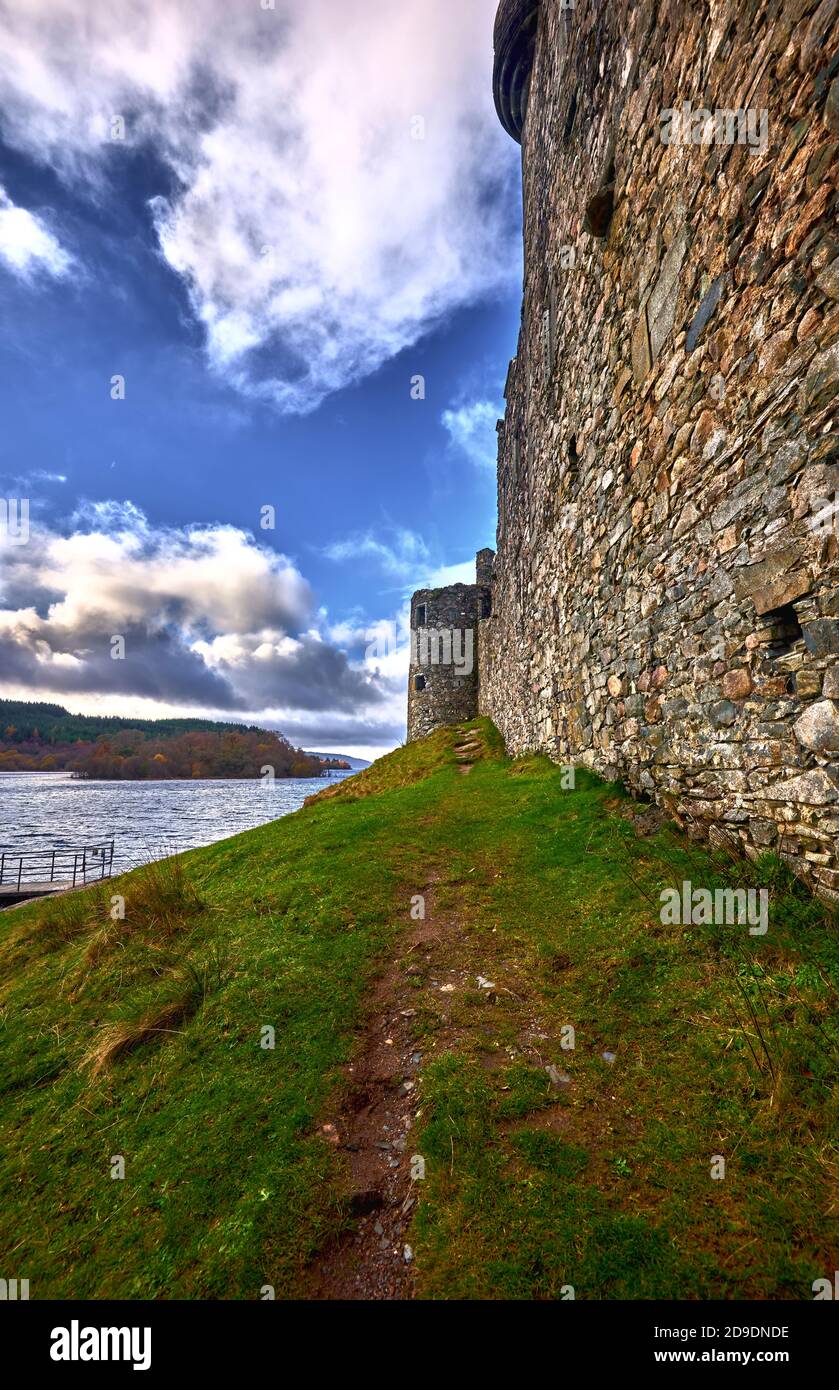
[307,728,485,1299]
[307,890,447,1298]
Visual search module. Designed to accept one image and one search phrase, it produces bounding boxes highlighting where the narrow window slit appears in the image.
[564,89,577,140]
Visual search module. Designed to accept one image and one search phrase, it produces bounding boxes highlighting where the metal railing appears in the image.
[0,842,115,892]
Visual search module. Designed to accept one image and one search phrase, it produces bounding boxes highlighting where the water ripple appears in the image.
[0,771,354,874]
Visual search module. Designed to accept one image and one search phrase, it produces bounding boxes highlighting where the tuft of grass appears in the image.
[26,883,107,949]
[122,853,206,937]
[85,985,203,1077]
[71,858,206,994]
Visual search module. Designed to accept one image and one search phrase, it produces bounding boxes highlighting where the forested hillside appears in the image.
[0,700,257,746]
[0,701,340,779]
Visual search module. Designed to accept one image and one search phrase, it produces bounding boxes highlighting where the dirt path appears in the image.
[306,893,445,1298]
[307,729,485,1299]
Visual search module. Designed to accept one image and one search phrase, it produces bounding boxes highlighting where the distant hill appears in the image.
[0,700,332,780]
[0,700,257,746]
[305,751,371,770]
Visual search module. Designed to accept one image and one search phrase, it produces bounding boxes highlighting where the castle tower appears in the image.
[407,551,494,742]
[492,0,542,142]
[480,0,839,901]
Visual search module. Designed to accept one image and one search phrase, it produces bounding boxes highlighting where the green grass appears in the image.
[1,719,837,1298]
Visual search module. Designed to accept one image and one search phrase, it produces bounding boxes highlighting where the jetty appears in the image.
[0,842,115,906]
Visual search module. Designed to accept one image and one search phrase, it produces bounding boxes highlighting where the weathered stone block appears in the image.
[631,310,652,384]
[647,228,689,362]
[815,258,839,301]
[803,619,839,657]
[722,669,752,700]
[734,555,811,616]
[766,768,839,805]
[685,276,725,353]
[793,699,839,753]
[823,668,839,698]
[825,77,839,134]
[801,342,839,412]
[709,700,738,728]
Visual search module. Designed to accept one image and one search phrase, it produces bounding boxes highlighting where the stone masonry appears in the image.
[407,550,494,741]
[412,0,839,900]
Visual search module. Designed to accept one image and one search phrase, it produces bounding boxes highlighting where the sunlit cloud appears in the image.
[0,505,400,746]
[0,0,518,412]
[441,399,500,470]
[0,185,73,281]
[322,527,431,579]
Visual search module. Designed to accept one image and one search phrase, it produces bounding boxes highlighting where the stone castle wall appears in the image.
[477,0,839,899]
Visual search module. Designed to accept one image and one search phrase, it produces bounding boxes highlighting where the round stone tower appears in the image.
[407,551,494,742]
[492,0,542,142]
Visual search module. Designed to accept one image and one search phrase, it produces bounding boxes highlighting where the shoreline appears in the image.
[0,770,348,782]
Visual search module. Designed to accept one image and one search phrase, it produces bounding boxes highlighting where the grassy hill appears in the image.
[0,720,837,1299]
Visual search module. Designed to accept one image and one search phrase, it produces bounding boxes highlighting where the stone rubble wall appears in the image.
[479,0,839,899]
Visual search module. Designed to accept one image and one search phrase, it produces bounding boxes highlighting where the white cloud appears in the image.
[322,527,430,579]
[441,399,500,470]
[41,509,313,637]
[0,185,73,281]
[0,0,518,412]
[426,558,476,587]
[0,505,398,740]
[323,522,477,595]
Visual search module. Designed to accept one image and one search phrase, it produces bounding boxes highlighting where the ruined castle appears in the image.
[408,0,839,900]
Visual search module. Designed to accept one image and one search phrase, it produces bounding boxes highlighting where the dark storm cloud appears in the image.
[0,510,397,730]
[268,714,406,750]
[213,634,388,713]
[0,627,238,707]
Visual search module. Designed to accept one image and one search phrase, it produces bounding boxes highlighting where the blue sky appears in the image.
[0,0,522,759]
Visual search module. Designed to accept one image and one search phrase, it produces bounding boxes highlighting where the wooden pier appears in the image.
[0,842,115,905]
